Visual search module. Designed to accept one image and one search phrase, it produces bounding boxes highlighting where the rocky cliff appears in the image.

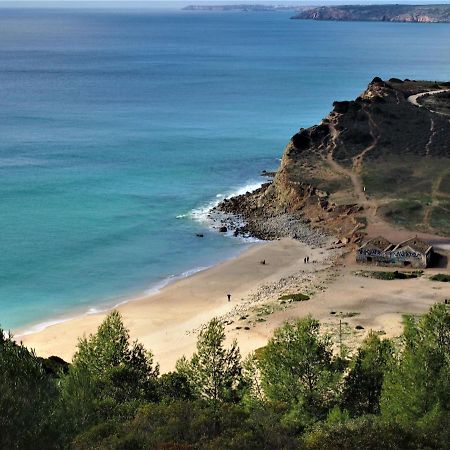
[215,78,450,240]
[293,5,450,23]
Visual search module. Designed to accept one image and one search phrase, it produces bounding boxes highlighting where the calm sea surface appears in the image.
[1,8,449,330]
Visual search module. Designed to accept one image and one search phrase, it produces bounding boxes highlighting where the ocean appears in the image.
[1,7,450,331]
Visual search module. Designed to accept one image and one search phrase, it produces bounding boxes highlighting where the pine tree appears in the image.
[176,318,244,404]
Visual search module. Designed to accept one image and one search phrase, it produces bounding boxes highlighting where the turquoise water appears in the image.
[1,8,450,331]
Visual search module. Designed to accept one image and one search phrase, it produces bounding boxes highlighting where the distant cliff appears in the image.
[293,4,450,23]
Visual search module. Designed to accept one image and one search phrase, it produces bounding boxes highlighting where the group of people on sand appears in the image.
[304,256,310,264]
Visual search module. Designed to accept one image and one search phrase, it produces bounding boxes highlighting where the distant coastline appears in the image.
[184,4,450,23]
[291,4,450,23]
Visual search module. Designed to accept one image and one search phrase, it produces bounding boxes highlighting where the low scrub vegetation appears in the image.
[2,304,450,449]
[356,270,422,280]
[279,292,310,302]
[430,273,450,282]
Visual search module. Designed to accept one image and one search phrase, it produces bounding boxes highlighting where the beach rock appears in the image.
[219,226,228,233]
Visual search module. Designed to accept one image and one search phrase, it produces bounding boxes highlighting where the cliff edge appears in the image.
[215,78,450,241]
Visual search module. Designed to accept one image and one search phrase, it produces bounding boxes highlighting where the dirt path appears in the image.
[425,117,436,157]
[352,111,379,176]
[407,89,450,108]
[326,94,449,236]
[327,112,380,225]
[327,123,366,205]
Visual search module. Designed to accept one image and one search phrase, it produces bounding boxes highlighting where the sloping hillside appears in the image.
[217,78,450,239]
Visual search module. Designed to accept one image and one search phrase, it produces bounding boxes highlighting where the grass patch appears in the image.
[430,273,450,282]
[356,270,423,280]
[363,158,447,198]
[430,204,450,236]
[362,166,416,196]
[278,293,310,302]
[438,173,450,195]
[380,200,425,229]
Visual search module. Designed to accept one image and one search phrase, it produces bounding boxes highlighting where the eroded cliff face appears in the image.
[216,78,450,240]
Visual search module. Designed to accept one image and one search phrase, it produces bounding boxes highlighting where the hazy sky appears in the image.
[3,0,449,3]
[1,0,449,8]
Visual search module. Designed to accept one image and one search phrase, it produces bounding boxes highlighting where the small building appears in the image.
[391,237,433,269]
[356,236,395,266]
[356,236,433,269]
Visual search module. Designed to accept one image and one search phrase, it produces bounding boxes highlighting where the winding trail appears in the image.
[408,89,450,157]
[352,111,379,175]
[325,89,450,233]
[408,88,450,229]
[407,88,450,107]
[326,124,366,204]
[326,109,381,226]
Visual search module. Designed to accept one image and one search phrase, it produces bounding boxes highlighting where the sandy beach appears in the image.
[19,238,328,371]
[19,235,450,372]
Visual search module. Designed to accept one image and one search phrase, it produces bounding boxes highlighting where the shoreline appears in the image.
[20,237,327,371]
[18,230,450,374]
[14,180,268,338]
[14,262,218,338]
[14,242,258,339]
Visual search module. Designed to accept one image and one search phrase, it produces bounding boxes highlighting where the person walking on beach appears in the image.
[227,293,231,302]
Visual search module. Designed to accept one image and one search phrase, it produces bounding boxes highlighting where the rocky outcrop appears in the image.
[293,5,450,23]
[214,78,450,240]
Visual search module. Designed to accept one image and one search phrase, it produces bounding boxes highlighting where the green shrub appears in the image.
[357,270,422,280]
[430,273,450,282]
[278,293,310,302]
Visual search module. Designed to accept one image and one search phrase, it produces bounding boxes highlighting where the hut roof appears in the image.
[358,236,394,252]
[393,237,433,255]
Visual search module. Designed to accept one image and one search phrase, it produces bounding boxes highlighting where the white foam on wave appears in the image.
[15,184,264,339]
[187,181,263,224]
[15,266,212,338]
[15,316,78,337]
[143,265,210,296]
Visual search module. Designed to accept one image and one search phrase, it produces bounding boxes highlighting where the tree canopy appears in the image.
[2,303,450,448]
